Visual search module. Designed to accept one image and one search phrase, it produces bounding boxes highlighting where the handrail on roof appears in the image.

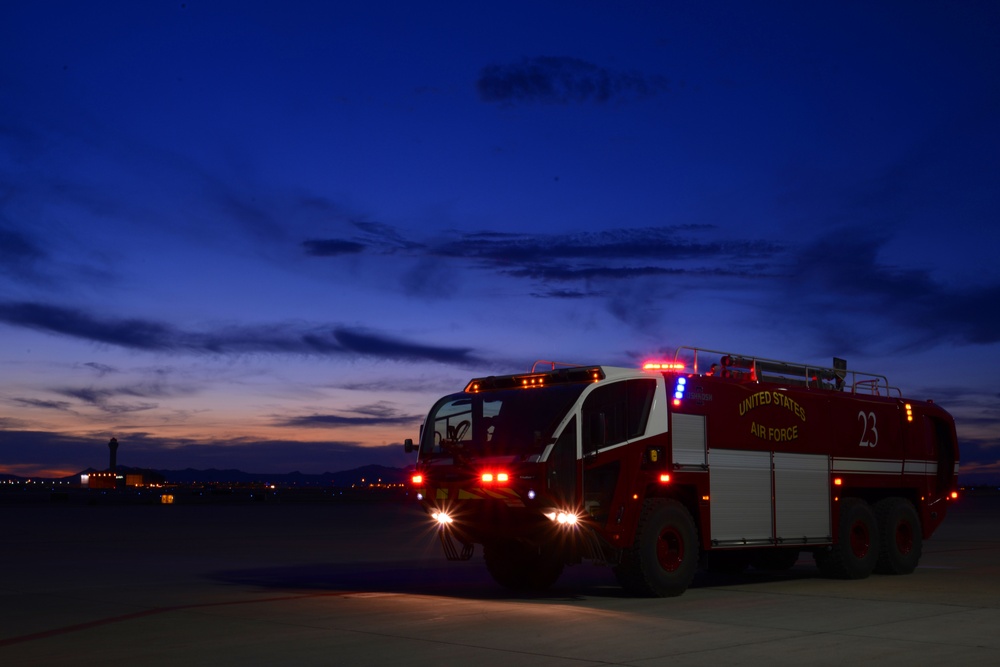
[531,360,585,372]
[672,346,901,397]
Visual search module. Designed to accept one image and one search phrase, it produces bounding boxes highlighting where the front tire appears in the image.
[874,497,922,574]
[615,499,699,597]
[814,497,880,579]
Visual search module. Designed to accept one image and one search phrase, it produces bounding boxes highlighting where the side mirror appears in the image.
[404,438,415,453]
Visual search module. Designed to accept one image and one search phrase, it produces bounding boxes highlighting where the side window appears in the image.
[548,417,577,504]
[582,379,655,454]
[582,382,626,454]
[627,379,656,439]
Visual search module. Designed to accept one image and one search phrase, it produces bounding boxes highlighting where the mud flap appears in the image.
[440,530,474,561]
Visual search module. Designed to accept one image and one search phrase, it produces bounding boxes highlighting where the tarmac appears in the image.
[1,490,998,666]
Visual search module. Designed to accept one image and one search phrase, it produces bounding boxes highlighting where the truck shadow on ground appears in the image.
[208,558,822,601]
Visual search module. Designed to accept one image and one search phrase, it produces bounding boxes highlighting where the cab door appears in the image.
[579,379,657,527]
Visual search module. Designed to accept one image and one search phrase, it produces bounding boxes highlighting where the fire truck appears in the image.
[404,346,959,596]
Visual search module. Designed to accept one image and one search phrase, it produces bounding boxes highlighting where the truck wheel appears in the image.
[814,497,880,579]
[874,497,922,574]
[615,499,699,597]
[483,540,564,591]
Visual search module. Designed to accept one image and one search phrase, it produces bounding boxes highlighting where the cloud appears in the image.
[12,397,74,411]
[306,223,781,287]
[442,226,776,263]
[81,362,117,376]
[0,300,483,365]
[332,328,480,365]
[477,56,668,105]
[0,224,47,283]
[0,301,178,350]
[280,402,421,429]
[302,239,367,256]
[783,229,1000,350]
[50,380,191,415]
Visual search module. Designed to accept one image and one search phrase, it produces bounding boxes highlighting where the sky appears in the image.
[1,1,999,483]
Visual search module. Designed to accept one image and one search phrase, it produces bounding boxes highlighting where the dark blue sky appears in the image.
[2,1,998,482]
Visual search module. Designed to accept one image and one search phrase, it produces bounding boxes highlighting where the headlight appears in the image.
[431,511,454,525]
[544,510,579,526]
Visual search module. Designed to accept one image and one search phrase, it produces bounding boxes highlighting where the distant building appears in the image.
[80,468,163,489]
[82,471,122,489]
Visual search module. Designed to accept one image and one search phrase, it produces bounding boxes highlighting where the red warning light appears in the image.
[481,471,510,484]
[643,361,685,371]
[411,474,423,485]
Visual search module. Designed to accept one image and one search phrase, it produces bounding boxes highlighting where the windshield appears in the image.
[420,384,587,459]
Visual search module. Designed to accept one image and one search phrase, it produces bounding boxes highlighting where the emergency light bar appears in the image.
[466,366,605,392]
[643,361,685,370]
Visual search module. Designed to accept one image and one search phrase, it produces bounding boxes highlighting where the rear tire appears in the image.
[814,497,879,579]
[483,540,564,591]
[874,497,922,574]
[615,499,699,597]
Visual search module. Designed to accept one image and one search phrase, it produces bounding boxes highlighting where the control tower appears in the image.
[108,437,119,472]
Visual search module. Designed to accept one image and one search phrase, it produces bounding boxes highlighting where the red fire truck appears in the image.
[404,346,959,596]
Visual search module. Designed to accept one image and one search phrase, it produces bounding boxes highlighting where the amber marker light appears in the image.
[950,491,959,500]
[833,477,843,486]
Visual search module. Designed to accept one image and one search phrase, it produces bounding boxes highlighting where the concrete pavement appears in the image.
[2,492,998,665]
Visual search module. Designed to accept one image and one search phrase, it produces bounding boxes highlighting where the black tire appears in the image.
[874,497,923,574]
[483,540,564,591]
[614,499,699,597]
[814,497,880,579]
[750,548,800,572]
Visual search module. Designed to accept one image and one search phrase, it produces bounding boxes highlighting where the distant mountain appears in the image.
[157,464,408,486]
[2,464,409,486]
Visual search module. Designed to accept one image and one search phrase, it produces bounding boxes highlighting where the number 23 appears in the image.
[858,411,878,447]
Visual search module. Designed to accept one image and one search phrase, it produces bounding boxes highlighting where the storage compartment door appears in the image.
[709,449,772,546]
[774,452,830,543]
